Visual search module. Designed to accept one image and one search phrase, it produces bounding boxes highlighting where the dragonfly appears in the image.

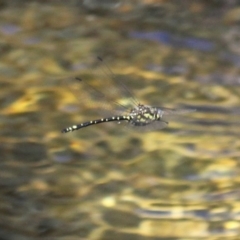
[62,57,195,133]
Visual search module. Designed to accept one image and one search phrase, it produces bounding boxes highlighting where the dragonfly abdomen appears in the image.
[62,115,131,133]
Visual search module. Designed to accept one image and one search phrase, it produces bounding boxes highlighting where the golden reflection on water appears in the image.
[0,2,240,240]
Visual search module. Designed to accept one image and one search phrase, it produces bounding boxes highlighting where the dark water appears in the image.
[0,1,240,239]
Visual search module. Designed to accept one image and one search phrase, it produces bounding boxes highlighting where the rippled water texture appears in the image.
[1,1,240,239]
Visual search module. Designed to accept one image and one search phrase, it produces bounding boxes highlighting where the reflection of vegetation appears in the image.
[1,1,239,239]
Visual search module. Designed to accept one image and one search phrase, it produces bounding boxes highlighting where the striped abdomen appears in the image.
[62,115,131,133]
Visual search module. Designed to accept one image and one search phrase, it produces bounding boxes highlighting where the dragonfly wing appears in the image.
[126,120,168,132]
[159,107,196,121]
[161,107,196,115]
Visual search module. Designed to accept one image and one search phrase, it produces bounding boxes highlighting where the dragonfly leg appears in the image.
[161,120,168,124]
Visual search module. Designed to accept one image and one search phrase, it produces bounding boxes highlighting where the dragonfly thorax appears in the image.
[129,104,162,126]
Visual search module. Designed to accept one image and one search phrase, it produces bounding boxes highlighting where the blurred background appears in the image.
[1,0,240,239]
